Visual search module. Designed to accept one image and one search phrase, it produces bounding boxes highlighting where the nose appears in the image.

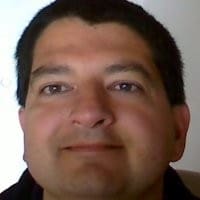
[70,90,114,129]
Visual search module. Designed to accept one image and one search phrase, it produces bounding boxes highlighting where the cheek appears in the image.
[116,104,175,161]
[24,100,73,135]
[23,103,70,158]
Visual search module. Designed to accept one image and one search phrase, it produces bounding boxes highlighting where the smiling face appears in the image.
[19,17,189,200]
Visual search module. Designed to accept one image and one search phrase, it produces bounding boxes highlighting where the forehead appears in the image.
[35,17,150,45]
[32,17,156,76]
[35,17,151,56]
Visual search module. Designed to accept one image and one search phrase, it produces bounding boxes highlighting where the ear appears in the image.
[171,104,190,162]
[18,107,27,162]
[18,107,26,133]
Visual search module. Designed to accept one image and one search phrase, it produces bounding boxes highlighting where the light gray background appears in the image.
[0,0,199,192]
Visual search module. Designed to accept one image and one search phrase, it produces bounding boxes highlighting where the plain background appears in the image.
[0,0,199,192]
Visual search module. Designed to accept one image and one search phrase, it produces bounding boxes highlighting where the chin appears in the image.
[52,163,131,199]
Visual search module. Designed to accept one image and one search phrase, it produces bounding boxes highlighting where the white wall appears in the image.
[0,0,199,193]
[0,0,54,192]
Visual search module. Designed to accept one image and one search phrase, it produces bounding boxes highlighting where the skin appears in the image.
[19,17,190,200]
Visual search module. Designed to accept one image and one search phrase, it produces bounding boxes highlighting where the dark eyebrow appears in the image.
[104,62,152,81]
[30,65,72,84]
[30,62,153,85]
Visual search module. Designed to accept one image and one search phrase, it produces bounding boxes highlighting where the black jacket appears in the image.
[1,167,199,200]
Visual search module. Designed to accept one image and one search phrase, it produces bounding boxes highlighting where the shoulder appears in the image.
[164,166,200,200]
[0,170,42,200]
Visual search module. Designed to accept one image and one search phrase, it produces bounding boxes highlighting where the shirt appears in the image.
[0,167,199,200]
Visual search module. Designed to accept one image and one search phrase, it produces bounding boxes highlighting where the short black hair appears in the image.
[16,0,185,106]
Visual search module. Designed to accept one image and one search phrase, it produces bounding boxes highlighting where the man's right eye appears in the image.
[40,84,73,95]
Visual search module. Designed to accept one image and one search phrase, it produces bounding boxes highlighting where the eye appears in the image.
[41,84,73,95]
[109,81,143,93]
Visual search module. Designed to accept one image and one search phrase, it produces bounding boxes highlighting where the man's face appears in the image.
[19,17,189,200]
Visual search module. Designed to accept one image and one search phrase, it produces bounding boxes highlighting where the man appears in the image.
[1,0,198,199]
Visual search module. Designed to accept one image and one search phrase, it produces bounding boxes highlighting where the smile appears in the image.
[64,143,123,153]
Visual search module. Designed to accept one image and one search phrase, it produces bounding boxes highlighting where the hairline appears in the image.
[16,0,185,106]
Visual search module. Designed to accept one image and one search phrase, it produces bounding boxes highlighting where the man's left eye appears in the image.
[110,82,142,93]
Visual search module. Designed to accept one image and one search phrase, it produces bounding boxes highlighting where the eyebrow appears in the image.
[104,62,152,81]
[30,65,72,84]
[30,62,153,84]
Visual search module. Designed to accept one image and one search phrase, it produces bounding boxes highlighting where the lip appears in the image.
[63,143,123,152]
